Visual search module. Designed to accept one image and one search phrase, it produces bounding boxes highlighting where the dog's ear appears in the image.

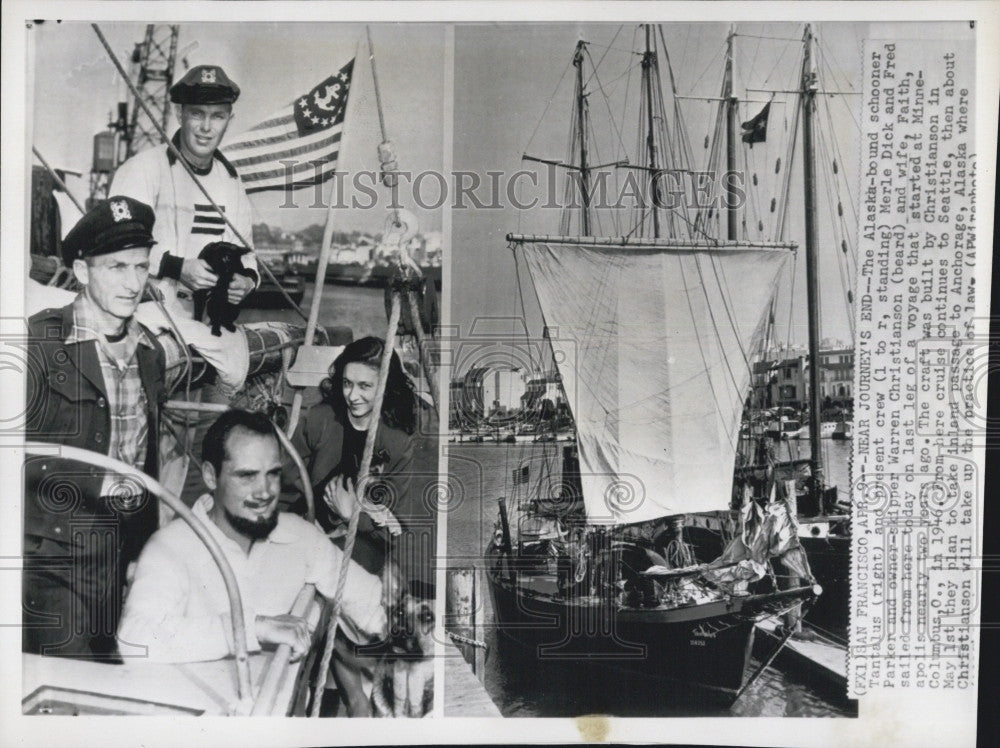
[381,558,406,610]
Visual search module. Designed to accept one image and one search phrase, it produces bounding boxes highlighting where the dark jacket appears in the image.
[24,304,167,558]
[286,402,434,582]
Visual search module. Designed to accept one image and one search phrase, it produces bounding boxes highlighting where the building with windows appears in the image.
[749,346,855,411]
[818,347,854,404]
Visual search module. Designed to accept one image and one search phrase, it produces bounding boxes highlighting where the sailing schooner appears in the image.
[481,24,843,705]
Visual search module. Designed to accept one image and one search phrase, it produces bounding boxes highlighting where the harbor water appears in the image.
[445,441,857,717]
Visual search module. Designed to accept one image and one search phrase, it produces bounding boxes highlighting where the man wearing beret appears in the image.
[110,65,259,319]
[23,196,167,659]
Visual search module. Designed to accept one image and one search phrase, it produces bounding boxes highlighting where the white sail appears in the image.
[517,238,791,525]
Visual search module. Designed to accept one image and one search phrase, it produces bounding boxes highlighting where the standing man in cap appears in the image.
[111,64,259,502]
[110,64,259,319]
[23,196,168,659]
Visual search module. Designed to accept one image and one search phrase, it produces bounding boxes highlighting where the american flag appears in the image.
[223,59,355,194]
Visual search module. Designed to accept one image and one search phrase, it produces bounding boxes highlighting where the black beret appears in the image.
[170,65,240,105]
[62,196,156,266]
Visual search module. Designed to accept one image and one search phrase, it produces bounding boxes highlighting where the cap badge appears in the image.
[110,200,132,223]
[201,68,217,84]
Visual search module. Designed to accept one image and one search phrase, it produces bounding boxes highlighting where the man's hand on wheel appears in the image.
[254,614,312,661]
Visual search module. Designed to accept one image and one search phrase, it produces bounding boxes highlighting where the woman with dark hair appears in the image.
[289,336,418,573]
[286,336,422,716]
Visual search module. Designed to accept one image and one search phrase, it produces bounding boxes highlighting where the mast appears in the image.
[800,24,825,496]
[572,41,592,236]
[724,28,739,241]
[641,25,660,238]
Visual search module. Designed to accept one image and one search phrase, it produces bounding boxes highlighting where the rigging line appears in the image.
[589,62,642,98]
[817,105,860,296]
[692,253,750,403]
[661,25,699,180]
[617,31,637,235]
[783,251,798,356]
[583,25,623,88]
[761,35,795,88]
[684,38,729,97]
[694,77,726,236]
[582,41,646,56]
[742,138,765,240]
[674,254,742,455]
[818,46,862,135]
[774,60,803,243]
[630,80,645,237]
[585,47,635,175]
[818,87,860,231]
[561,99,579,235]
[707,248,757,379]
[816,31,859,94]
[821,162,855,343]
[816,126,857,342]
[735,33,806,43]
[744,29,765,99]
[634,187,722,244]
[523,54,577,157]
[652,51,692,238]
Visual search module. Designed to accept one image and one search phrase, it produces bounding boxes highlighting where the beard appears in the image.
[224,506,279,540]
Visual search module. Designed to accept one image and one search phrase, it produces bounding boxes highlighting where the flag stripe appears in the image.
[194,204,224,212]
[227,131,342,171]
[238,150,339,183]
[224,60,354,195]
[248,112,295,132]
[192,227,225,235]
[243,161,340,193]
[244,169,338,194]
[193,215,226,224]
[224,126,299,153]
[225,121,341,161]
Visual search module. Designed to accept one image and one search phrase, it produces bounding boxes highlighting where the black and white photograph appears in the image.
[16,18,443,719]
[444,21,861,719]
[1,2,996,746]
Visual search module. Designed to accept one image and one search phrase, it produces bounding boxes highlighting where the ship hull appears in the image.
[484,543,813,705]
[799,533,850,632]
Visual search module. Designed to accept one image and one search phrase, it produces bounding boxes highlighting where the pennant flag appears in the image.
[741,101,771,147]
[223,58,355,194]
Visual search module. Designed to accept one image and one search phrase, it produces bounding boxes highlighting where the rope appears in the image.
[447,631,488,649]
[310,291,402,717]
[90,23,309,323]
[366,26,400,230]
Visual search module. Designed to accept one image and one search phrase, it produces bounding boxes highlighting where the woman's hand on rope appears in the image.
[323,477,359,523]
[323,476,402,536]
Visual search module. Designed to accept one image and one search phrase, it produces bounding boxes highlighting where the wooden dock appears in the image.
[756,619,847,690]
[443,638,501,717]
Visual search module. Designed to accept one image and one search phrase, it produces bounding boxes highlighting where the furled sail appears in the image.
[515,236,792,525]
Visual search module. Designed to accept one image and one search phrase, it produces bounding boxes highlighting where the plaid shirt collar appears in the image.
[65,294,153,354]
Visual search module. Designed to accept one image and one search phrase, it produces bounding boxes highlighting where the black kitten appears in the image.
[193,241,251,336]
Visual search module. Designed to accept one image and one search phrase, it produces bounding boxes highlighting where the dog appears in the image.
[192,241,250,336]
[371,569,435,718]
